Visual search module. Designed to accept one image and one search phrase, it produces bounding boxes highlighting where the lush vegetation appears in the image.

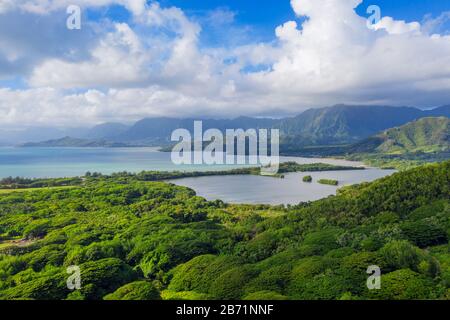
[0,161,449,300]
[278,105,449,146]
[282,117,450,171]
[347,153,450,171]
[372,117,449,154]
[277,162,363,173]
[40,105,447,156]
[82,105,450,147]
[303,176,312,183]
[318,179,339,186]
[0,177,83,190]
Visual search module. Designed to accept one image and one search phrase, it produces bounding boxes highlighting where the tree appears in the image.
[103,281,160,300]
[369,269,434,300]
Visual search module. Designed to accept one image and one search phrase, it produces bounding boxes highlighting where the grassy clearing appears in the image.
[0,186,78,194]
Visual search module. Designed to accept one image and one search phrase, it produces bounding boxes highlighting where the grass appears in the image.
[0,186,78,194]
[0,239,36,251]
[0,242,11,249]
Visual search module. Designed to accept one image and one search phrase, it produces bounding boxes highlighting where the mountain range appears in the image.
[20,137,134,148]
[10,104,450,148]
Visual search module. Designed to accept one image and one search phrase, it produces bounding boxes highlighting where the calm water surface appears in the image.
[169,169,396,205]
[0,147,396,204]
[0,147,250,178]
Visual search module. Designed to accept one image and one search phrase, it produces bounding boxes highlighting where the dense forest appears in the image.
[281,117,450,170]
[348,117,450,154]
[0,161,449,300]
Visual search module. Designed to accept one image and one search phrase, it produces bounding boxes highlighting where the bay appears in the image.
[168,168,396,205]
[0,147,395,204]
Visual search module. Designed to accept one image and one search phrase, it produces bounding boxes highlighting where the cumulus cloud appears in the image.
[28,23,149,88]
[373,17,421,35]
[245,0,450,106]
[1,0,450,127]
[0,8,100,80]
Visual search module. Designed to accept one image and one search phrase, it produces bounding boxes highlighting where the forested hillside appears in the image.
[117,105,450,145]
[0,162,449,300]
[349,117,449,154]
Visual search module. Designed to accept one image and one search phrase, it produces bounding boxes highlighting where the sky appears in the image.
[0,0,450,127]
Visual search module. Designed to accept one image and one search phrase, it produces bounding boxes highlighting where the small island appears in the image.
[302,175,312,183]
[318,179,339,186]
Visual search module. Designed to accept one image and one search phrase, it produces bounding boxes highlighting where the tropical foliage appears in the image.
[0,161,449,300]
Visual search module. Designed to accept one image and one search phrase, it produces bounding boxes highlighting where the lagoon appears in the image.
[0,147,395,204]
[169,168,396,205]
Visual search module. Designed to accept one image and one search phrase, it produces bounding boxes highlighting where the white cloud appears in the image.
[1,0,450,127]
[373,17,421,35]
[422,11,450,35]
[245,0,450,106]
[28,23,149,88]
[0,0,147,15]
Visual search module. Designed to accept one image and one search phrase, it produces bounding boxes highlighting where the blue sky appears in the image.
[151,0,450,28]
[1,0,450,126]
[83,0,450,49]
[97,0,450,34]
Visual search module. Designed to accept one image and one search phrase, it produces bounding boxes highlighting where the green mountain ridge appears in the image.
[120,104,450,146]
[16,104,450,148]
[350,117,450,154]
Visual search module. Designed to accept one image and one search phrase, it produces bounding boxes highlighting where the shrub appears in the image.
[374,211,399,224]
[291,270,348,300]
[210,266,258,300]
[287,256,335,298]
[235,231,281,263]
[379,240,422,272]
[302,176,312,183]
[408,201,446,221]
[76,258,137,299]
[168,255,240,294]
[23,220,50,240]
[64,240,125,266]
[338,251,383,296]
[301,229,341,255]
[245,264,292,294]
[103,281,160,300]
[369,269,434,300]
[24,245,66,271]
[139,240,215,278]
[401,221,448,248]
[0,272,68,300]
